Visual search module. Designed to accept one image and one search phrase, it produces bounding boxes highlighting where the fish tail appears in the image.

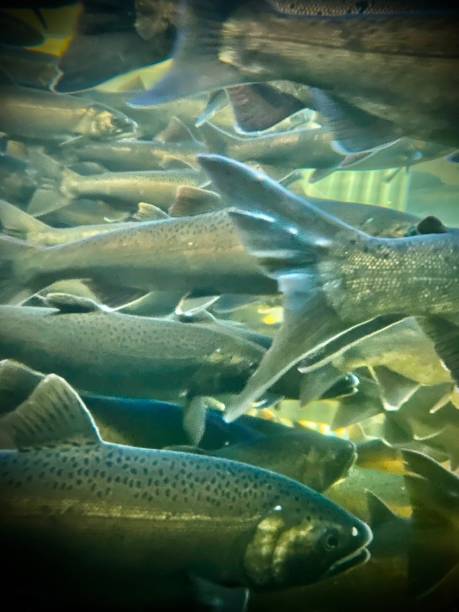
[0,199,49,240]
[0,235,46,304]
[129,0,245,107]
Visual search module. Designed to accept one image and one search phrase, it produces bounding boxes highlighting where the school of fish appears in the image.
[0,1,458,611]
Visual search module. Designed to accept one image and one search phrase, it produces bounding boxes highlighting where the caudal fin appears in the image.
[0,199,49,241]
[129,1,244,107]
[0,235,44,304]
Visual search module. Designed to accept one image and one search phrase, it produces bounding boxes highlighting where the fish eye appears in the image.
[323,529,340,551]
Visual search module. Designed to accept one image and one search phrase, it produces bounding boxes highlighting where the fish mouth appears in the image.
[324,545,371,579]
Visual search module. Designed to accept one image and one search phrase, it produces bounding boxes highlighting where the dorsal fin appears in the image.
[156,117,197,144]
[366,491,398,527]
[0,374,102,448]
[415,215,448,235]
[45,292,110,314]
[133,202,169,222]
[169,186,222,217]
[0,359,44,415]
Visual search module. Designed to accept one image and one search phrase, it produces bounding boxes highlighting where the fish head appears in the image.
[286,431,357,491]
[310,437,357,491]
[91,108,139,139]
[244,497,372,589]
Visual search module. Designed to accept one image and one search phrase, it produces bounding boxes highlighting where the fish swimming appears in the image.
[134,1,459,148]
[0,198,169,246]
[67,131,207,172]
[199,122,447,177]
[0,85,138,144]
[252,451,459,611]
[197,155,459,422]
[0,357,355,490]
[28,161,206,216]
[0,170,433,304]
[0,372,372,607]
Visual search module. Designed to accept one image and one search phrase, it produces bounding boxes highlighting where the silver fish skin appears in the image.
[57,166,206,209]
[0,199,168,247]
[69,138,207,171]
[0,304,266,402]
[0,373,372,590]
[197,155,459,421]
[0,210,277,303]
[200,124,447,173]
[0,85,138,142]
[137,1,459,147]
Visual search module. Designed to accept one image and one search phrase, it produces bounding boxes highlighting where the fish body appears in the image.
[139,1,459,147]
[0,373,372,598]
[211,430,356,492]
[197,155,459,420]
[200,123,447,173]
[69,137,207,171]
[0,358,355,490]
[0,198,169,247]
[57,166,206,209]
[0,86,138,142]
[200,123,340,168]
[0,304,266,402]
[0,210,277,301]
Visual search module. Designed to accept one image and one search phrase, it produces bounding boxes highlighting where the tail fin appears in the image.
[195,155,386,422]
[0,235,44,304]
[0,199,49,241]
[129,1,244,107]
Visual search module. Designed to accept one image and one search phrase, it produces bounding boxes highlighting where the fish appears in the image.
[199,123,341,169]
[0,161,436,305]
[67,127,206,172]
[134,1,459,148]
[28,157,207,216]
[0,296,301,442]
[0,85,138,144]
[0,358,355,491]
[0,209,277,304]
[199,123,446,177]
[197,155,459,422]
[175,430,357,492]
[0,198,170,246]
[251,452,459,611]
[0,371,372,607]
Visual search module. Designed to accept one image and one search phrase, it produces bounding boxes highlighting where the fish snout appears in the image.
[322,518,373,580]
[93,110,138,139]
[243,504,372,589]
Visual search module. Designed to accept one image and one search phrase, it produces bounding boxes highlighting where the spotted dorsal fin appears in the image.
[0,374,102,449]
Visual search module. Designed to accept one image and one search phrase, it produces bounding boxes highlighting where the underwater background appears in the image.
[0,2,458,611]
